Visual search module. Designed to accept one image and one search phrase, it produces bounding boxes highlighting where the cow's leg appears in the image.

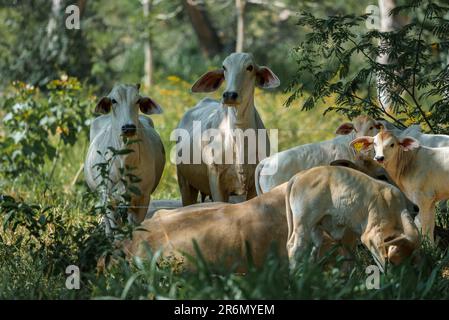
[208,170,229,203]
[129,195,150,224]
[287,223,310,270]
[103,211,115,236]
[246,178,257,200]
[177,169,199,206]
[310,226,324,260]
[418,200,436,244]
[361,230,385,272]
[100,188,116,236]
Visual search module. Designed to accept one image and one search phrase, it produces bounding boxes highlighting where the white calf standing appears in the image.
[84,84,165,234]
[351,131,449,243]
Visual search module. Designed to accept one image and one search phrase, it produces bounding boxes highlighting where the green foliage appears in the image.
[91,137,143,238]
[0,193,111,285]
[0,77,92,177]
[89,242,449,300]
[287,0,449,133]
[0,0,92,88]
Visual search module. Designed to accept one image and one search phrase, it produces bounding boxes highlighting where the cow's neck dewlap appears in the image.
[223,92,257,129]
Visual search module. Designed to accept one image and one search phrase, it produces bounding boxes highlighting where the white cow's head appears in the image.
[95,84,162,137]
[350,131,420,165]
[191,52,280,107]
[336,115,384,138]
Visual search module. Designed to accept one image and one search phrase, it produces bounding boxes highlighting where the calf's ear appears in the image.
[374,121,385,130]
[95,97,112,114]
[138,97,163,115]
[191,70,224,92]
[398,137,419,151]
[350,136,374,152]
[335,122,354,135]
[256,66,280,89]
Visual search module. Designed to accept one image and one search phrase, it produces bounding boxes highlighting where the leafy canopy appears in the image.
[286,0,449,133]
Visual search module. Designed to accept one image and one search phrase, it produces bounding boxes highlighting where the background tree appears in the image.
[286,0,449,133]
[235,0,246,52]
[0,0,375,90]
[142,0,154,87]
[182,0,223,58]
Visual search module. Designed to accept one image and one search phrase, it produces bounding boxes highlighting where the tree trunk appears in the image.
[235,0,246,53]
[47,0,62,36]
[182,0,223,58]
[142,0,153,88]
[77,0,87,15]
[376,0,403,113]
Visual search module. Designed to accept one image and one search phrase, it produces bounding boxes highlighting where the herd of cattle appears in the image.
[85,52,449,272]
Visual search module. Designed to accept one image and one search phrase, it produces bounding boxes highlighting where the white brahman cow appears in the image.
[85,84,165,234]
[175,52,279,205]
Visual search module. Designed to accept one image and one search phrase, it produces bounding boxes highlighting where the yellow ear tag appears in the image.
[353,142,364,153]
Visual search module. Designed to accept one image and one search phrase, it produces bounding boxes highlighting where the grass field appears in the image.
[1,79,449,299]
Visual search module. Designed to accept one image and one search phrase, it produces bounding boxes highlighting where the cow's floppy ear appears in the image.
[95,97,112,114]
[335,122,354,135]
[191,70,224,93]
[256,66,280,89]
[350,136,374,152]
[138,97,163,115]
[398,137,419,151]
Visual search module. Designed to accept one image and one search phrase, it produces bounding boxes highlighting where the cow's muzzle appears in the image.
[222,91,239,105]
[121,124,137,137]
[374,155,385,164]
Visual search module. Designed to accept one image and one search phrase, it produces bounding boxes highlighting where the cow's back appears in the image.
[128,185,288,270]
[256,135,355,194]
[288,166,404,231]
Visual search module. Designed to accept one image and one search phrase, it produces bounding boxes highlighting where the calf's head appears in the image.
[191,52,280,107]
[350,131,420,165]
[95,84,162,137]
[384,210,420,266]
[335,115,385,138]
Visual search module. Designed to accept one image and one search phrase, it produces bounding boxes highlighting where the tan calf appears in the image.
[286,166,419,271]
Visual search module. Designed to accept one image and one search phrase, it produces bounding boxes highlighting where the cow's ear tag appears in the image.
[353,142,364,153]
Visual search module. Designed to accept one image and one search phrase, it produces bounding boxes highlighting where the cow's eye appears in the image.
[222,66,226,71]
[247,65,253,71]
[111,99,117,104]
[369,126,373,130]
[390,143,395,148]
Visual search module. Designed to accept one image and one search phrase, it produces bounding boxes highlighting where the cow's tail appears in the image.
[254,161,264,196]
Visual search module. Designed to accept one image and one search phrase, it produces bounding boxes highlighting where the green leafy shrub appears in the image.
[0,77,92,178]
